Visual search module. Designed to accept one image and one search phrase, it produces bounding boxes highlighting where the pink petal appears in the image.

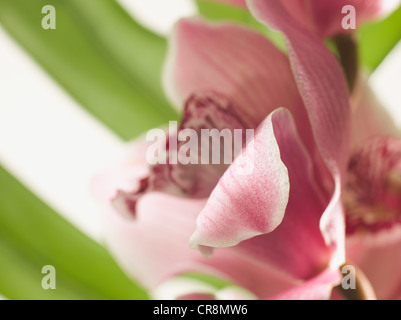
[201,0,400,37]
[177,293,216,300]
[189,109,291,251]
[105,192,303,298]
[346,228,401,300]
[165,18,319,170]
[92,140,150,219]
[394,285,401,300]
[164,18,302,128]
[248,0,350,172]
[233,110,333,279]
[248,0,351,268]
[117,18,318,218]
[93,140,299,298]
[280,0,401,37]
[267,269,342,300]
[191,108,332,279]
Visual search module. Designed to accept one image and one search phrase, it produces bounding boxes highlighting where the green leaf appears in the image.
[182,273,234,291]
[0,165,148,300]
[358,5,401,72]
[0,0,178,141]
[196,0,253,24]
[195,0,285,51]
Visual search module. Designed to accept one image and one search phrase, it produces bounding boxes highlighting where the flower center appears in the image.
[345,136,401,235]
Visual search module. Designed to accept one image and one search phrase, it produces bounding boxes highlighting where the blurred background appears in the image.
[0,0,400,300]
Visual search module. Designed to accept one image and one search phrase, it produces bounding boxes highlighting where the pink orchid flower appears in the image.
[210,0,400,37]
[207,0,401,299]
[94,1,401,299]
[342,80,401,300]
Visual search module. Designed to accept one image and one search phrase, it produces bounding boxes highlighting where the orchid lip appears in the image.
[345,136,401,235]
[111,91,254,219]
